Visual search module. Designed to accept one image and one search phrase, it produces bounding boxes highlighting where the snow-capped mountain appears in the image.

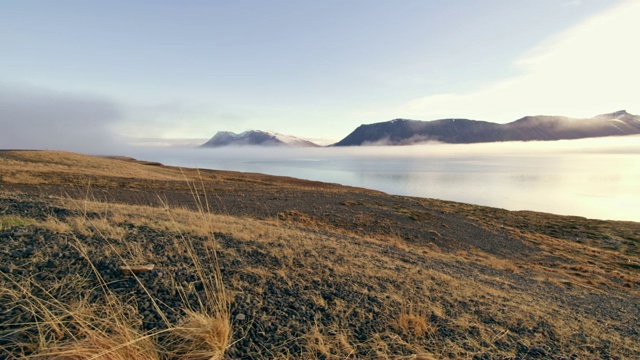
[200,130,319,147]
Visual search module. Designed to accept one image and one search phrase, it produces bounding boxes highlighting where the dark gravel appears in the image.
[1,172,639,359]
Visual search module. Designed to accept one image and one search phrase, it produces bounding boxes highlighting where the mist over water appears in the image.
[127,136,640,222]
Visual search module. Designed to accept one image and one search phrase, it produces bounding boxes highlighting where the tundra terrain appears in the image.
[1,150,638,359]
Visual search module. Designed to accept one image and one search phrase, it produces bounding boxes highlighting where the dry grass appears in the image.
[2,150,639,359]
[1,261,159,360]
[165,310,230,360]
[3,190,639,358]
[0,215,37,230]
[0,188,230,359]
[0,151,185,184]
[397,312,433,338]
[0,150,358,195]
[303,324,357,359]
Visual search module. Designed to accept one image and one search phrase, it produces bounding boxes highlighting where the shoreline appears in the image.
[2,148,639,223]
[1,149,639,359]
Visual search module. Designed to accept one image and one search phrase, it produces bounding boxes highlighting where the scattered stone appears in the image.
[10,247,35,258]
[2,161,640,360]
[118,264,155,275]
[527,346,548,358]
[573,332,588,343]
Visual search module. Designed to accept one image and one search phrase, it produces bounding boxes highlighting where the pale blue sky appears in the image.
[1,0,638,149]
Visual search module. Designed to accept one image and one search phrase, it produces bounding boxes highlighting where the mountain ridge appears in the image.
[200,111,640,148]
[333,110,640,146]
[200,130,319,147]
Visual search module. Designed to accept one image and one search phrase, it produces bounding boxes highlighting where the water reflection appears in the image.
[127,137,640,221]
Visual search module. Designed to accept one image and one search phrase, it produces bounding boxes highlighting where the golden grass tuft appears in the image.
[164,309,230,360]
[1,273,159,360]
[41,216,72,233]
[397,313,432,338]
[1,186,231,360]
[36,321,159,360]
[0,215,36,230]
[68,216,127,241]
[396,301,436,338]
[302,323,357,359]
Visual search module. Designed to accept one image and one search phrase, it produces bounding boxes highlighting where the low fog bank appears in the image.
[122,136,640,222]
[0,83,125,153]
[125,134,640,166]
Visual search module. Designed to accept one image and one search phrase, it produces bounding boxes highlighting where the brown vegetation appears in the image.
[1,150,639,359]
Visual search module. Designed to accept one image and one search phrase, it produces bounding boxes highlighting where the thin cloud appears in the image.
[563,0,584,7]
[0,83,124,153]
[115,101,249,141]
[393,0,640,123]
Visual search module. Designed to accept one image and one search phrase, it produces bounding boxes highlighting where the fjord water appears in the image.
[132,136,640,222]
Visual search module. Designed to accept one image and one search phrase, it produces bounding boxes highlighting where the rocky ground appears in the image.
[1,151,639,359]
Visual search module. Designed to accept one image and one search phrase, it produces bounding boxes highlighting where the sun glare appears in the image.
[400,0,640,122]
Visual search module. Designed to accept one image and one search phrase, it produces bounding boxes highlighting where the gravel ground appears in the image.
[1,160,639,359]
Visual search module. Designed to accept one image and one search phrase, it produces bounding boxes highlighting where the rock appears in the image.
[518,343,548,359]
[527,346,548,358]
[10,247,35,258]
[235,313,246,321]
[118,264,155,275]
[23,247,35,257]
[573,332,588,343]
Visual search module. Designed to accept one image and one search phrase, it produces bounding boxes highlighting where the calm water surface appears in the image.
[130,137,640,222]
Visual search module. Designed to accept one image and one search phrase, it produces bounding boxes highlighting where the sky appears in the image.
[1,0,639,151]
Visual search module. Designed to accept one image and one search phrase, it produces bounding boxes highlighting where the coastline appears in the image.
[1,150,639,359]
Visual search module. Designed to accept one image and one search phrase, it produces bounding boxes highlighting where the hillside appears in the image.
[334,110,640,146]
[1,150,639,359]
[201,130,319,147]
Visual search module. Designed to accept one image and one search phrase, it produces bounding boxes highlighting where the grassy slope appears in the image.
[1,150,639,359]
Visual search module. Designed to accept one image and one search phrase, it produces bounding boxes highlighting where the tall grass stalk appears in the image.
[1,180,230,360]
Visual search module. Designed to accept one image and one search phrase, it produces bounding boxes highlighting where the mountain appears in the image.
[333,110,640,146]
[200,130,319,147]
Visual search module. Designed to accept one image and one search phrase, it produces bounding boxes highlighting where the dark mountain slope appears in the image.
[201,130,318,147]
[334,110,640,146]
